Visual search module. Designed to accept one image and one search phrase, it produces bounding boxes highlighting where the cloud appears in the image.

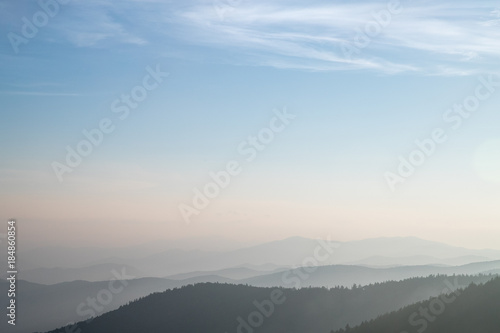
[3,0,498,75]
[48,1,148,47]
[168,1,500,75]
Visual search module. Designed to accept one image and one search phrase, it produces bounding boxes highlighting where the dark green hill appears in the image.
[333,276,500,333]
[43,274,495,333]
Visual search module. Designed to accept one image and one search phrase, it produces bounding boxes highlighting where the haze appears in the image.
[1,0,500,251]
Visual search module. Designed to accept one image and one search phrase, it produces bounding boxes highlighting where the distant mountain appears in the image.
[92,237,339,277]
[89,237,500,278]
[6,264,498,333]
[345,254,491,267]
[15,245,219,271]
[240,260,500,288]
[43,275,497,333]
[177,275,235,285]
[0,273,238,333]
[333,277,500,333]
[3,260,499,333]
[10,237,500,283]
[0,278,173,333]
[333,237,500,264]
[12,237,500,282]
[14,236,249,269]
[165,266,285,280]
[12,263,143,285]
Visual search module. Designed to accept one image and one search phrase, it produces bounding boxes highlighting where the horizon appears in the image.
[18,235,500,252]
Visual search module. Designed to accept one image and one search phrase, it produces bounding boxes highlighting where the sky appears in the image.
[1,0,500,250]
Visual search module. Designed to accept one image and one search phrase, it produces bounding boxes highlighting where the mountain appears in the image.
[240,260,500,288]
[5,259,499,333]
[43,275,496,333]
[0,278,172,333]
[78,237,500,278]
[0,271,239,333]
[13,263,143,285]
[15,245,218,271]
[345,254,491,267]
[333,277,500,333]
[165,266,284,280]
[12,237,500,282]
[0,275,230,333]
[333,237,500,264]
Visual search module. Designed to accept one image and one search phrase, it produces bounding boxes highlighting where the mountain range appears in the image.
[43,275,499,333]
[8,236,500,285]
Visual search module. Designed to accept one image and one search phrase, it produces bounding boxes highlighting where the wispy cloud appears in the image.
[3,0,498,75]
[54,8,148,47]
[166,1,500,74]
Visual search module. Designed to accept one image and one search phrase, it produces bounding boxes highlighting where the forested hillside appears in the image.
[333,277,500,333]
[44,274,496,333]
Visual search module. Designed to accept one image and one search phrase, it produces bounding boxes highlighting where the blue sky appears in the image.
[1,0,500,249]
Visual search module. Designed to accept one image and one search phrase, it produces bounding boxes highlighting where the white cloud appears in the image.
[51,3,148,47]
[4,0,497,75]
[167,1,500,75]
